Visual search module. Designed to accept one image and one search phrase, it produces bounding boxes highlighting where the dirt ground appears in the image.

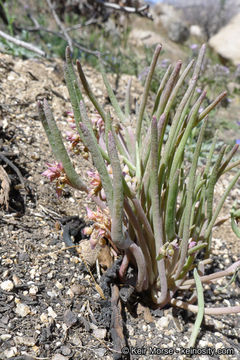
[0,52,240,360]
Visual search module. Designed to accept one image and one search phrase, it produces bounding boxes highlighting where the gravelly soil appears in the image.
[0,52,240,360]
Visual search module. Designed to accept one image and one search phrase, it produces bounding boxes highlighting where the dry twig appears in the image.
[46,0,73,52]
[0,30,46,57]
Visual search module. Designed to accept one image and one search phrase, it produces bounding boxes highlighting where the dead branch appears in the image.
[0,30,46,57]
[110,284,126,356]
[100,1,151,18]
[0,152,27,205]
[15,14,100,57]
[0,165,11,210]
[46,0,73,52]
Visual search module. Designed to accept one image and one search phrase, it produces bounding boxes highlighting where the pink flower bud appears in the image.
[188,241,197,249]
[42,162,63,181]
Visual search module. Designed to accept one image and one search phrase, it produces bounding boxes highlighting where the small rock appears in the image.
[93,328,107,339]
[1,280,14,292]
[48,306,57,319]
[47,290,58,298]
[62,323,68,332]
[29,285,38,295]
[127,324,134,336]
[3,347,18,358]
[15,302,30,317]
[55,280,64,290]
[12,274,21,286]
[14,335,36,346]
[47,271,54,279]
[168,21,190,43]
[199,340,208,347]
[66,288,74,298]
[3,269,10,278]
[40,313,48,323]
[63,309,78,327]
[18,252,30,262]
[70,334,82,346]
[156,316,169,329]
[70,284,86,296]
[52,354,67,360]
[0,334,12,341]
[216,342,223,350]
[61,345,71,356]
[94,348,106,357]
[1,315,9,324]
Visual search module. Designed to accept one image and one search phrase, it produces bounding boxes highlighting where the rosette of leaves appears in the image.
[38,44,240,323]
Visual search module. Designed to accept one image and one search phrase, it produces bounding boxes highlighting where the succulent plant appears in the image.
[38,44,240,346]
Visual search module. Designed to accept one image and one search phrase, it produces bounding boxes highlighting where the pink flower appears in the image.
[188,240,197,249]
[66,111,76,129]
[66,131,79,142]
[85,206,111,248]
[87,170,101,186]
[90,112,105,143]
[91,112,104,131]
[42,162,68,197]
[42,162,64,181]
[65,131,81,151]
[86,206,95,220]
[87,170,102,197]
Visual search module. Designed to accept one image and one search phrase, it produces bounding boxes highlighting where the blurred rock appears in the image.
[168,22,190,43]
[0,280,14,292]
[152,3,189,43]
[93,328,107,339]
[14,336,36,346]
[2,347,18,358]
[52,354,67,360]
[209,13,240,65]
[15,302,30,317]
[190,25,204,39]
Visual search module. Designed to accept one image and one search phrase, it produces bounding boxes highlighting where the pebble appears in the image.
[40,312,49,323]
[70,334,82,346]
[29,285,38,295]
[156,316,169,329]
[47,290,58,298]
[62,323,68,332]
[52,354,68,360]
[94,348,106,357]
[127,324,134,336]
[199,340,208,347]
[93,328,107,339]
[70,284,86,296]
[61,345,71,356]
[0,333,12,341]
[47,271,54,279]
[55,280,64,290]
[2,269,9,278]
[216,342,223,350]
[14,335,36,346]
[48,306,57,319]
[63,309,78,327]
[66,288,74,298]
[3,347,18,358]
[15,302,30,317]
[0,280,14,292]
[12,274,21,286]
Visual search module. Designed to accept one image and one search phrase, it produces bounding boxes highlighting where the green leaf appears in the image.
[188,268,204,348]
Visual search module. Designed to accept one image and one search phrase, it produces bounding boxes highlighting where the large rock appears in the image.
[168,21,190,43]
[209,13,240,65]
[152,3,189,43]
